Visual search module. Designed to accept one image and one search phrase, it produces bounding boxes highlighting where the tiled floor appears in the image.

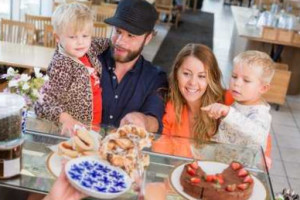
[143,0,300,195]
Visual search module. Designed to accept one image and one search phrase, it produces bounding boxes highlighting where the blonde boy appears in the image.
[202,50,275,151]
[35,3,109,135]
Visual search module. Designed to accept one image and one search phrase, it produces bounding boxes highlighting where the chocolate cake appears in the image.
[180,161,254,200]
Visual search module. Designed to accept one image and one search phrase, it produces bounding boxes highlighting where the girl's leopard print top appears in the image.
[34,38,109,124]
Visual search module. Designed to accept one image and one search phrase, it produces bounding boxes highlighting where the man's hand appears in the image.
[59,112,83,136]
[120,112,159,133]
[201,103,230,119]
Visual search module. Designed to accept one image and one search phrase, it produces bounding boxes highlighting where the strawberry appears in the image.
[226,184,236,192]
[231,162,242,171]
[216,173,224,179]
[243,175,253,184]
[187,166,196,176]
[190,161,199,170]
[215,174,224,184]
[190,177,201,184]
[205,175,216,182]
[238,168,248,177]
[237,183,249,191]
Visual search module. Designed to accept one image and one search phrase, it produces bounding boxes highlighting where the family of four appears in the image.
[32,0,274,199]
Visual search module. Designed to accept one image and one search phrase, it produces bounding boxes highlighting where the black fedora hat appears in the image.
[104,0,158,35]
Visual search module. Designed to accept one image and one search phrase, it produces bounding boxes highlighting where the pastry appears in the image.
[58,141,79,158]
[81,151,97,156]
[74,129,94,152]
[115,138,134,149]
[99,125,153,178]
[57,128,96,158]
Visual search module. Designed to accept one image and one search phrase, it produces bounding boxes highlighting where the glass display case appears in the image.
[0,111,275,199]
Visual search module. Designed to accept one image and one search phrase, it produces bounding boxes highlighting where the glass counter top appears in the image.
[0,112,275,199]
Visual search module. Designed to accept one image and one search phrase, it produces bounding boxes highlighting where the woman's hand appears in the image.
[201,103,230,119]
[43,164,87,200]
[59,112,83,136]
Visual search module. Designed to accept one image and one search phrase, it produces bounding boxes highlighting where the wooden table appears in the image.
[0,41,54,71]
[230,6,300,94]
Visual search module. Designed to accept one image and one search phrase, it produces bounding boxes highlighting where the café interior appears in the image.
[1,0,300,199]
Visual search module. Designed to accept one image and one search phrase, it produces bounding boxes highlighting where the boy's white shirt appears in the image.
[212,101,271,151]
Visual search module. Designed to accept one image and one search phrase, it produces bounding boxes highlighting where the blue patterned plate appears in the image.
[65,156,132,199]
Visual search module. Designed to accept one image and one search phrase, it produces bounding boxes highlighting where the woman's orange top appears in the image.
[156,101,192,157]
[162,101,191,138]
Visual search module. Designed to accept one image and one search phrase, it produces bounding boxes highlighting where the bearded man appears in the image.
[99,0,168,133]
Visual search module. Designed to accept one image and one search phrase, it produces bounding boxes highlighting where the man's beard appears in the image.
[112,39,146,63]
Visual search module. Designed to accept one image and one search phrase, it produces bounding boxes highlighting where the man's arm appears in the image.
[139,69,168,133]
[120,68,168,133]
[120,112,158,132]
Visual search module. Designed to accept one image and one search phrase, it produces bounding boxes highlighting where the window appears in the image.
[20,0,41,20]
[0,0,11,19]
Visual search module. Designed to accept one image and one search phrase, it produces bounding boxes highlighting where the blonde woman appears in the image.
[163,43,224,142]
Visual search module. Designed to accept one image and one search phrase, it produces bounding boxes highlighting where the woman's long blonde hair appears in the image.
[169,43,224,143]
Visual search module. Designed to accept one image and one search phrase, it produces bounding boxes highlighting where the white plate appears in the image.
[47,152,63,177]
[65,157,132,199]
[46,153,99,177]
[170,161,267,200]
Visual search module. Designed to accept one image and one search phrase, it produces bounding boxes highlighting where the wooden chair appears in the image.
[93,22,108,38]
[99,2,117,8]
[155,0,181,28]
[92,4,116,22]
[0,81,8,92]
[66,0,92,7]
[0,19,35,45]
[262,63,291,110]
[25,14,51,45]
[286,0,300,15]
[53,0,92,12]
[43,24,56,48]
[91,0,103,5]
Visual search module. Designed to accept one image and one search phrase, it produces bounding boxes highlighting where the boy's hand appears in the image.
[59,112,83,136]
[201,103,230,119]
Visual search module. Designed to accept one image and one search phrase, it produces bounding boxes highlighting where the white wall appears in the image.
[41,0,53,16]
[12,0,21,20]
